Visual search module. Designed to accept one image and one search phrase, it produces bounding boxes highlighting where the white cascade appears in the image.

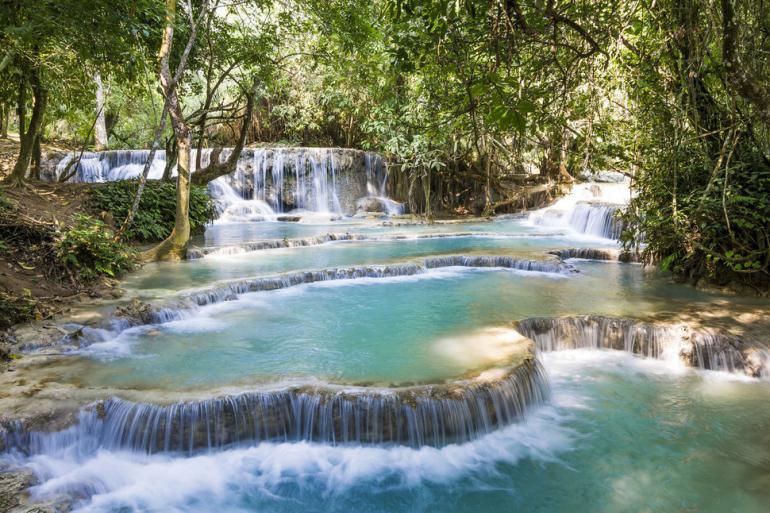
[528,182,631,240]
[53,147,403,219]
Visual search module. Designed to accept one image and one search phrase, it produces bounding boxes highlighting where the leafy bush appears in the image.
[56,215,136,282]
[87,180,215,242]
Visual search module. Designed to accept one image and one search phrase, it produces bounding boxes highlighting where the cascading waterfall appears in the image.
[515,315,684,360]
[253,148,267,203]
[515,315,770,378]
[528,182,630,239]
[51,147,401,217]
[360,153,404,215]
[294,151,305,210]
[209,147,390,216]
[566,203,624,239]
[54,149,221,183]
[1,358,548,454]
[271,149,284,212]
[549,248,641,263]
[531,201,624,239]
[330,153,342,212]
[423,255,575,274]
[55,150,168,182]
[690,331,769,376]
[309,153,329,212]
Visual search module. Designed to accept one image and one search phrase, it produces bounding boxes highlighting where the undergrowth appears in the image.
[87,180,215,242]
[55,214,136,282]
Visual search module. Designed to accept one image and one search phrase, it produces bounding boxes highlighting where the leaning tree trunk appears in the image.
[116,0,205,244]
[7,63,46,186]
[142,135,192,261]
[141,0,193,262]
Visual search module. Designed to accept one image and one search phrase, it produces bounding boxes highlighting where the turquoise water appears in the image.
[21,351,770,513]
[67,261,734,390]
[129,220,584,293]
[200,218,538,246]
[7,215,770,512]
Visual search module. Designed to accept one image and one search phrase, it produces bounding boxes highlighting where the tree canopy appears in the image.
[1,0,768,285]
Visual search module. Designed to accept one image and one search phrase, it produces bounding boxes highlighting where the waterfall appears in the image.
[309,153,329,212]
[423,255,575,274]
[253,148,267,203]
[187,233,374,259]
[271,149,283,212]
[515,315,684,360]
[567,203,624,239]
[329,152,343,212]
[528,182,630,240]
[515,315,770,378]
[56,150,168,182]
[51,148,402,216]
[294,151,305,210]
[531,201,624,239]
[1,358,548,454]
[690,331,770,377]
[549,248,641,263]
[360,153,404,215]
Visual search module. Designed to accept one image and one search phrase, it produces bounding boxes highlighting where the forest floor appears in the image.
[0,137,123,359]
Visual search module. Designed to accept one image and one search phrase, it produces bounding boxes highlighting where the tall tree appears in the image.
[93,72,108,150]
[0,0,162,185]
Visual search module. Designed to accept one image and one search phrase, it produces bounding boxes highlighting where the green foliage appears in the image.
[87,181,215,242]
[3,0,768,287]
[618,0,770,287]
[55,214,135,282]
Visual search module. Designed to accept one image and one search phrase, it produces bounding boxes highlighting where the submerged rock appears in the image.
[113,299,160,326]
[0,469,36,513]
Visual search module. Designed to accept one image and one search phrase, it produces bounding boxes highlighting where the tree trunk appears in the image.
[141,0,197,261]
[16,76,26,137]
[7,63,46,185]
[422,169,433,220]
[0,104,6,138]
[142,136,192,261]
[558,126,574,182]
[94,71,109,150]
[30,133,41,180]
[162,134,177,180]
[121,0,204,247]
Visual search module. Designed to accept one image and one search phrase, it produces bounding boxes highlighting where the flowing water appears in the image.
[8,352,770,513]
[4,170,770,512]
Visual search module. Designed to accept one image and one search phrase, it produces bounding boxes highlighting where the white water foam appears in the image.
[17,401,575,513]
[527,182,632,240]
[9,349,765,513]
